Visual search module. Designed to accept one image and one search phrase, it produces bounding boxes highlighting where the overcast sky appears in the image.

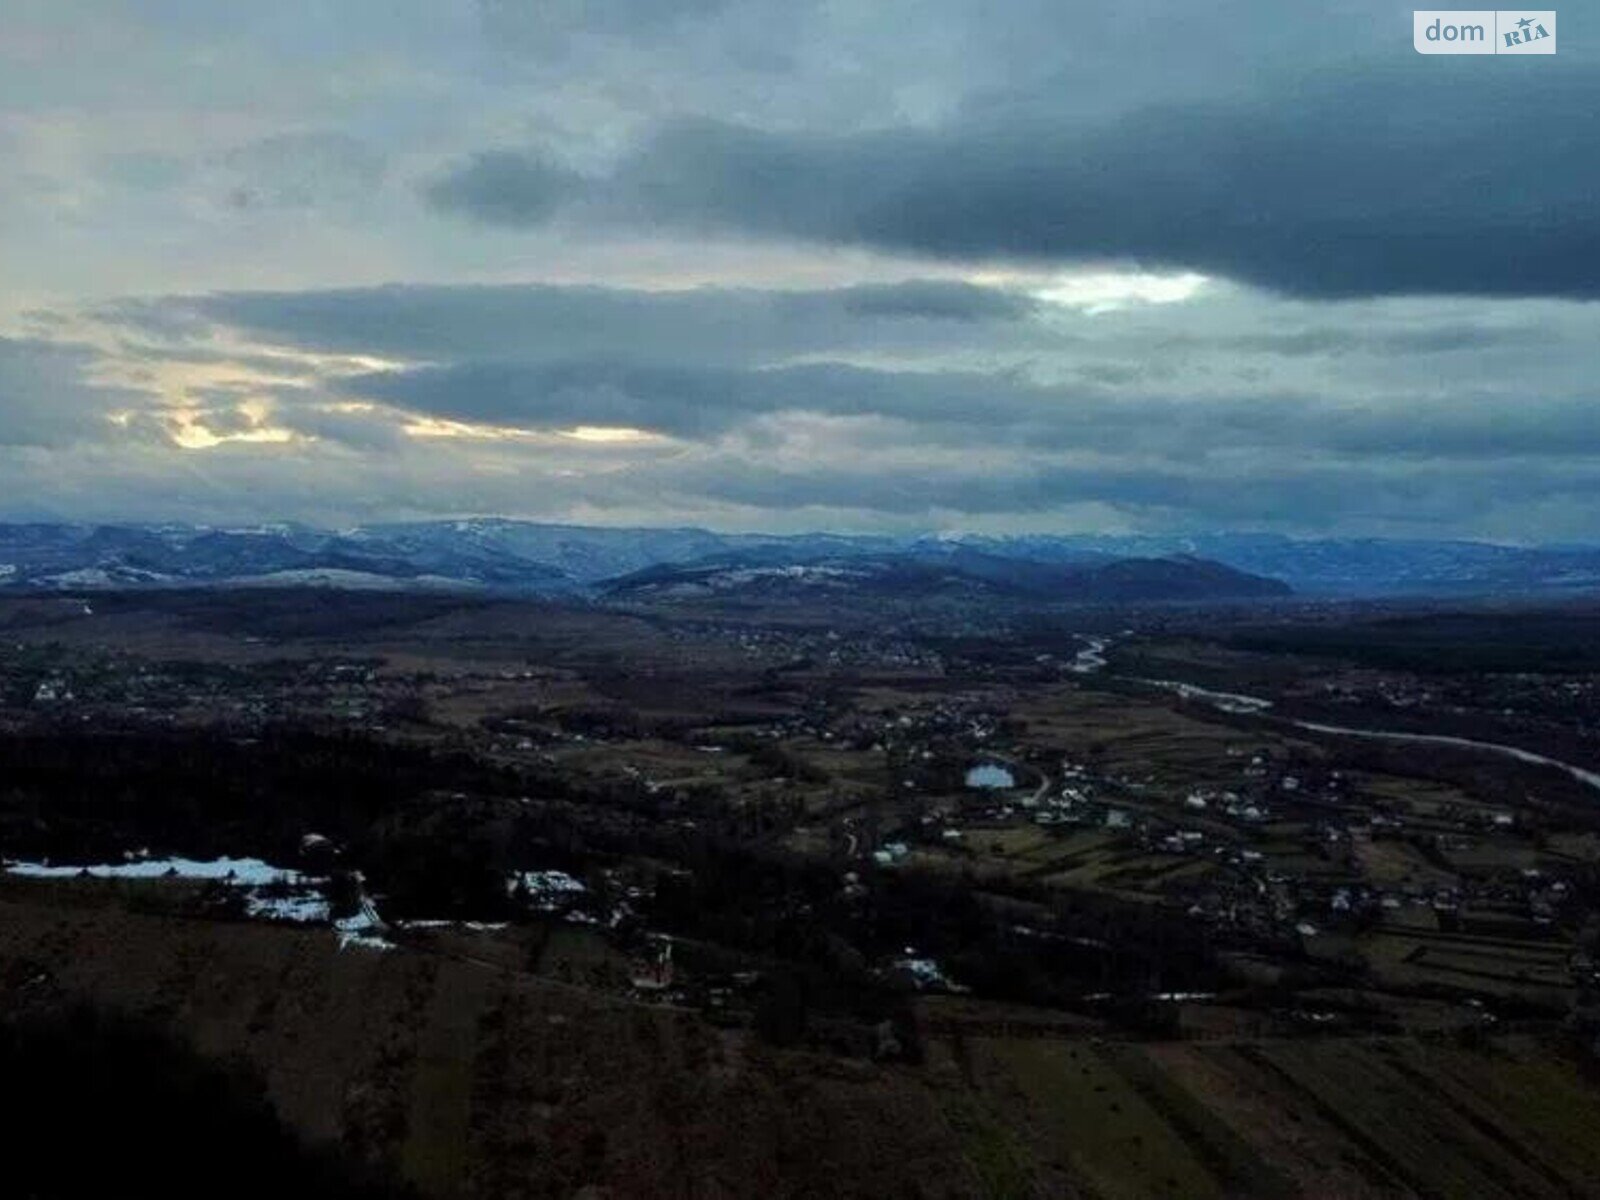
[2,1,1597,539]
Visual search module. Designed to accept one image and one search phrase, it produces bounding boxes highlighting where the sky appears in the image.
[2,0,1597,540]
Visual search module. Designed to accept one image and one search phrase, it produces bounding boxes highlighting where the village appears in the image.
[5,595,1597,1037]
[5,587,1600,1199]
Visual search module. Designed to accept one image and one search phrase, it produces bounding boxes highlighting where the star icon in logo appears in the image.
[1517,16,1534,29]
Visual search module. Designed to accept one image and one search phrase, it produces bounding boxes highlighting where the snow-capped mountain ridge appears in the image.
[0,520,1594,598]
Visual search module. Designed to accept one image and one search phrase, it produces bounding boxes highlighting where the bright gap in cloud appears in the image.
[560,425,658,443]
[1033,270,1209,314]
[401,417,664,445]
[170,421,295,450]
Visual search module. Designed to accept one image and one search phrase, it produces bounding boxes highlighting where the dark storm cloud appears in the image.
[427,66,1600,298]
[0,336,144,448]
[105,280,1042,365]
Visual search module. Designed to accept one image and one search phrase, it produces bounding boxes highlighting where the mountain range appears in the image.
[0,520,1597,600]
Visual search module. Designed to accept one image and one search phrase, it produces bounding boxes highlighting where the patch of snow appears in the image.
[6,855,338,928]
[337,932,394,951]
[245,891,330,923]
[5,856,304,884]
[335,898,391,951]
[510,869,587,911]
[890,956,962,991]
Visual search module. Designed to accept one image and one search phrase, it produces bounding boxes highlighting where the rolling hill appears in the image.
[601,550,1291,604]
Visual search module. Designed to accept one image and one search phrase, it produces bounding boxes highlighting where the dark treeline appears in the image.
[654,837,1221,1021]
[81,586,486,638]
[1228,610,1600,675]
[0,724,1223,1041]
[0,727,528,864]
[0,726,604,922]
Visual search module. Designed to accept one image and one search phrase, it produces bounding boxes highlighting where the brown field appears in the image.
[9,877,1600,1199]
[0,882,981,1199]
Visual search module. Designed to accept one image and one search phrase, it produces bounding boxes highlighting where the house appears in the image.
[630,935,674,991]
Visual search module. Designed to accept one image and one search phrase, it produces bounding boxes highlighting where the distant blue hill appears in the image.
[0,520,1594,599]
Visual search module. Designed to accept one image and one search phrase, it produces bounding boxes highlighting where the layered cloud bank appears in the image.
[1,2,1596,538]
[427,69,1600,300]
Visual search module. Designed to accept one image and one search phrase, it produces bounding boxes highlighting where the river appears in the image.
[1075,638,1600,795]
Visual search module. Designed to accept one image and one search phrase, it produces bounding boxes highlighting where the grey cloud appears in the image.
[423,151,583,227]
[278,405,409,451]
[10,411,1600,536]
[340,355,1600,464]
[97,133,387,214]
[656,447,1600,533]
[839,281,1039,322]
[94,281,1600,462]
[113,341,324,379]
[346,361,748,437]
[0,337,144,448]
[95,298,224,345]
[1222,323,1546,358]
[342,359,1086,437]
[184,404,262,437]
[71,276,1600,538]
[107,280,1045,365]
[428,66,1600,298]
